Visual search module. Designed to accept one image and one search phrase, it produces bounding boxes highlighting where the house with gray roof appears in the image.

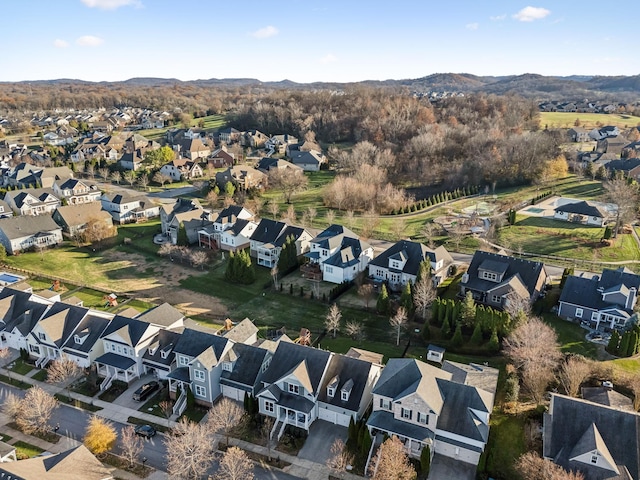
[0,287,52,351]
[60,311,112,368]
[460,251,548,310]
[100,192,159,224]
[4,188,61,216]
[544,393,640,480]
[306,224,373,284]
[141,328,182,380]
[316,352,382,427]
[558,267,640,331]
[198,204,254,250]
[0,215,63,254]
[52,178,101,204]
[220,342,271,401]
[256,342,332,439]
[168,328,233,412]
[249,219,312,268]
[160,198,210,245]
[554,201,613,227]
[134,302,184,330]
[368,240,453,290]
[366,358,497,469]
[52,202,114,237]
[289,150,325,171]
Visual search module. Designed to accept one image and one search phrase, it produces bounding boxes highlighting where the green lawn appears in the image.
[136,114,227,140]
[480,412,527,480]
[13,441,45,459]
[10,360,34,376]
[498,215,640,263]
[31,369,48,382]
[540,112,640,129]
[543,314,599,359]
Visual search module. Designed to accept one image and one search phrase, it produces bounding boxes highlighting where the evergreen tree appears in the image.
[177,222,188,246]
[400,282,413,314]
[422,321,431,341]
[560,267,574,288]
[620,331,631,357]
[420,445,431,477]
[431,299,441,326]
[628,331,639,357]
[470,322,483,345]
[460,291,477,327]
[377,284,390,314]
[607,329,620,355]
[488,328,500,353]
[451,324,463,348]
[437,298,446,325]
[440,315,451,338]
[348,417,357,444]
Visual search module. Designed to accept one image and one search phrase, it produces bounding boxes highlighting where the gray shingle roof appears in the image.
[317,353,375,412]
[0,215,62,240]
[220,343,269,392]
[100,315,152,347]
[369,240,452,276]
[135,303,184,328]
[172,327,229,360]
[555,200,608,218]
[61,313,110,354]
[250,218,287,244]
[464,251,546,297]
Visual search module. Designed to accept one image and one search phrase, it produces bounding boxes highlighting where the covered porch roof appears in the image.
[94,352,136,370]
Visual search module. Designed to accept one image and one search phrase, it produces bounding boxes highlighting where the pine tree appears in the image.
[470,322,483,345]
[177,222,188,246]
[488,328,499,353]
[377,284,390,314]
[420,445,431,477]
[460,291,477,327]
[628,331,639,357]
[422,322,431,341]
[348,417,356,444]
[620,331,631,357]
[607,329,620,355]
[400,282,413,314]
[431,299,441,326]
[440,315,451,338]
[451,324,463,348]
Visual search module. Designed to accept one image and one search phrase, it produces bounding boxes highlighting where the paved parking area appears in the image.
[428,454,476,480]
[111,374,159,410]
[297,420,348,465]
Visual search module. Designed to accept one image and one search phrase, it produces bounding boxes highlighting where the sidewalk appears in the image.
[0,365,366,479]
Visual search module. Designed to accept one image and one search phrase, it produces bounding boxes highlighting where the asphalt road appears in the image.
[0,384,299,479]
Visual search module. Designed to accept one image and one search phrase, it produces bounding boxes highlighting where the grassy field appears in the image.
[540,112,640,129]
[136,114,227,141]
[481,412,527,479]
[13,440,45,459]
[498,215,640,263]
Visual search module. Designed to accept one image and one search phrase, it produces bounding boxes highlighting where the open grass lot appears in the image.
[498,215,640,263]
[540,112,640,129]
[480,412,527,479]
[136,114,226,140]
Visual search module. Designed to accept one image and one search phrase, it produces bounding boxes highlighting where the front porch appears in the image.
[367,410,434,459]
[94,352,139,390]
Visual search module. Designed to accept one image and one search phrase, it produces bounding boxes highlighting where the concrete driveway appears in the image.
[297,420,348,465]
[111,374,161,410]
[428,454,476,480]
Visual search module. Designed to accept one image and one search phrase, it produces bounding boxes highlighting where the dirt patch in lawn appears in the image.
[100,250,228,319]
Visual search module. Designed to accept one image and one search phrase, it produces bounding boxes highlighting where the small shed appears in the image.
[427,344,445,364]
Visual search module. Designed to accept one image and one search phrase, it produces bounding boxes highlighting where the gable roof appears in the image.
[220,318,258,344]
[273,225,309,247]
[259,342,331,396]
[0,215,62,240]
[54,203,112,229]
[559,268,640,314]
[135,302,184,328]
[37,302,88,347]
[317,353,376,412]
[0,287,51,336]
[250,218,287,244]
[172,327,229,360]
[464,251,546,297]
[544,394,640,480]
[555,200,609,218]
[581,387,634,411]
[220,343,269,390]
[369,240,452,276]
[61,312,111,354]
[142,328,181,366]
[100,315,152,347]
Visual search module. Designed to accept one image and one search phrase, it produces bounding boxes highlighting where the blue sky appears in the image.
[3,0,638,83]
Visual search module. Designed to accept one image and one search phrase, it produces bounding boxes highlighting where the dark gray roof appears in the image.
[61,313,110,354]
[369,240,452,277]
[311,224,358,249]
[0,287,49,336]
[545,394,640,480]
[250,218,287,244]
[368,410,434,443]
[464,251,546,297]
[605,158,640,173]
[167,366,190,382]
[172,327,229,360]
[273,225,307,247]
[581,387,634,411]
[559,268,640,314]
[600,268,640,291]
[317,353,374,412]
[435,378,491,443]
[555,201,608,218]
[259,342,331,396]
[94,352,136,369]
[220,343,269,391]
[0,215,62,240]
[225,218,251,235]
[135,303,184,328]
[38,302,88,347]
[214,205,246,224]
[100,315,151,347]
[142,329,182,366]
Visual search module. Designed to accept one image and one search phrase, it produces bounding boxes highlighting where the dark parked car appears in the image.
[133,381,160,401]
[134,424,156,438]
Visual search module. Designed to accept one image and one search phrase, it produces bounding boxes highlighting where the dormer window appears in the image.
[341,390,349,401]
[161,350,168,359]
[222,362,232,372]
[482,271,498,281]
[74,334,85,345]
[327,387,335,398]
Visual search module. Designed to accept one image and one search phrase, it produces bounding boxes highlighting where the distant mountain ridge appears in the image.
[5,73,640,98]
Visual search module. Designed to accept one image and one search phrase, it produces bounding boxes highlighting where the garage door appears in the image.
[318,408,351,427]
[436,441,480,464]
[221,385,245,402]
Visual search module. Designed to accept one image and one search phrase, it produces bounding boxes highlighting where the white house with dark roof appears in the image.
[159,158,203,181]
[100,192,159,224]
[366,358,497,469]
[558,267,640,331]
[0,215,63,254]
[0,287,52,351]
[60,311,111,368]
[544,393,640,480]
[554,200,614,227]
[289,150,325,172]
[52,178,102,204]
[4,188,61,216]
[306,224,373,284]
[460,251,548,310]
[220,342,271,401]
[249,219,312,268]
[368,240,453,289]
[198,205,254,251]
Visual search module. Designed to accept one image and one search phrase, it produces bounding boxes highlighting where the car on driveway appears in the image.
[134,424,156,438]
[133,381,160,401]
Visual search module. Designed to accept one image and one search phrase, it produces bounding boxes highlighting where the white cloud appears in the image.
[490,14,507,21]
[76,35,104,46]
[513,6,550,22]
[80,0,141,9]
[53,39,69,48]
[466,23,479,30]
[320,54,337,64]
[251,26,278,39]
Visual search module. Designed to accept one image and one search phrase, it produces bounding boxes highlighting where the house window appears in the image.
[222,362,232,372]
[418,413,429,425]
[328,387,335,398]
[575,308,583,318]
[591,312,598,321]
[74,335,82,344]
[341,391,349,401]
[380,399,391,410]
[591,455,598,464]
[401,408,412,420]
[194,385,206,397]
[38,332,46,340]
[264,401,274,413]
[325,266,333,274]
[491,295,502,304]
[29,344,40,354]
[483,271,497,281]
[161,351,168,359]
[179,356,189,366]
[117,345,122,354]
[288,383,300,395]
[194,369,205,382]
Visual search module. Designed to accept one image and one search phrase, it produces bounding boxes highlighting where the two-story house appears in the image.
[208,147,235,169]
[218,127,241,144]
[198,205,253,250]
[100,192,159,224]
[306,225,374,284]
[367,359,497,468]
[249,219,312,268]
[159,158,203,181]
[52,178,102,205]
[0,287,52,352]
[460,251,548,310]
[60,310,112,368]
[256,342,332,440]
[558,267,640,331]
[160,198,209,245]
[0,215,63,254]
[168,328,233,414]
[141,329,181,380]
[220,343,271,402]
[4,188,61,216]
[368,240,454,290]
[266,134,298,154]
[241,129,269,149]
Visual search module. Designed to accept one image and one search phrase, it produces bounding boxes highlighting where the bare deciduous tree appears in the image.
[604,176,640,236]
[2,393,23,421]
[110,170,121,185]
[503,317,562,403]
[421,222,437,248]
[158,243,176,259]
[0,347,11,384]
[190,250,209,270]
[98,167,110,181]
[260,416,275,461]
[85,164,95,180]
[325,303,342,338]
[282,204,297,224]
[123,170,136,187]
[361,209,380,239]
[325,209,336,226]
[214,446,254,480]
[269,168,309,204]
[270,265,278,289]
[207,397,244,447]
[165,418,214,480]
[14,386,58,435]
[344,210,355,229]
[153,171,172,187]
[358,284,375,310]
[391,218,407,241]
[345,321,364,342]
[267,200,280,218]
[413,277,437,320]
[82,217,117,245]
[516,452,585,480]
[120,425,144,468]
[159,400,173,427]
[558,355,591,398]
[137,173,149,191]
[369,435,416,480]
[46,358,80,400]
[327,439,354,480]
[305,206,317,227]
[390,307,408,346]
